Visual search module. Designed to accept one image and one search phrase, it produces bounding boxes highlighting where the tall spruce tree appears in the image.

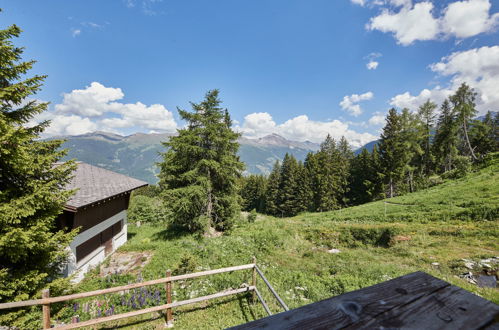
[336,136,353,205]
[294,160,313,214]
[433,99,459,172]
[315,135,342,211]
[0,21,76,312]
[400,108,423,193]
[418,99,437,175]
[450,83,478,160]
[240,175,267,213]
[379,108,405,198]
[304,151,321,211]
[370,145,385,200]
[348,148,373,205]
[158,90,244,233]
[277,153,301,217]
[264,161,281,216]
[469,111,497,157]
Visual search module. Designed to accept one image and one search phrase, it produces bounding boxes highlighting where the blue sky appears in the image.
[4,0,499,147]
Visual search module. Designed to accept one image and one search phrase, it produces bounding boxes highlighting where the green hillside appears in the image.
[55,158,498,329]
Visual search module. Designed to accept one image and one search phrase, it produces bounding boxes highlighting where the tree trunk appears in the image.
[463,120,477,161]
[389,176,393,198]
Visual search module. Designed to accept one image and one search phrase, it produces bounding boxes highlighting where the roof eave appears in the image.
[63,183,148,212]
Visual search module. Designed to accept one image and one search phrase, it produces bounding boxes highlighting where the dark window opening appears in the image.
[75,220,124,262]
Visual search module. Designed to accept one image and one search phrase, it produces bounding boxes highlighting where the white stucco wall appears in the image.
[65,210,128,282]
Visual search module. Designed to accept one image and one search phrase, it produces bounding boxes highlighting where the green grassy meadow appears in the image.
[64,159,498,329]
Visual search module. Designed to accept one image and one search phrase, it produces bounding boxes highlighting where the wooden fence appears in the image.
[0,258,287,329]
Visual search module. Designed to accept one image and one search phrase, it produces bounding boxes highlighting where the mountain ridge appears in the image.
[55,131,331,183]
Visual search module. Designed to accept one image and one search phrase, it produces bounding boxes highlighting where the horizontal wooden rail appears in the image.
[0,263,255,310]
[255,265,289,311]
[0,261,285,329]
[56,286,255,329]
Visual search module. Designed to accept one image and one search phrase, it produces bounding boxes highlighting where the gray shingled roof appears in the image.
[64,162,148,210]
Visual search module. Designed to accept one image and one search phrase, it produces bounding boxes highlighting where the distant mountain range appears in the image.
[55,131,325,184]
[54,112,496,183]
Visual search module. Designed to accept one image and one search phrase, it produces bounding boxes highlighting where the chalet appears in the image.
[57,162,147,281]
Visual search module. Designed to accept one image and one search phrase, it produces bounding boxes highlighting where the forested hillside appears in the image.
[241,90,498,218]
[42,154,498,329]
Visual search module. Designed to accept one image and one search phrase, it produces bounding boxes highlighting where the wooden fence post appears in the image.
[252,256,257,303]
[42,289,50,329]
[165,270,174,328]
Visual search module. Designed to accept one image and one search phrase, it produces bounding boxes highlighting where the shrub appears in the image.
[428,175,443,186]
[128,196,168,225]
[338,226,401,248]
[173,255,199,276]
[248,209,257,223]
[457,205,499,221]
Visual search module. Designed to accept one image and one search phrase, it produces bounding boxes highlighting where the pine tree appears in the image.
[348,148,373,205]
[417,99,437,175]
[0,21,76,311]
[469,111,496,157]
[337,136,353,205]
[277,153,301,217]
[264,161,281,216]
[433,99,459,172]
[370,145,385,200]
[379,108,406,198]
[315,135,341,211]
[294,161,313,213]
[400,108,423,193]
[304,152,321,211]
[158,90,244,233]
[450,83,478,160]
[240,175,267,213]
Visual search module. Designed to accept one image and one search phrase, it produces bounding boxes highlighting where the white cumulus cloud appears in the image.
[390,87,452,111]
[431,45,499,113]
[237,112,377,148]
[442,0,499,38]
[390,46,499,114]
[239,112,277,138]
[31,82,177,137]
[368,112,386,126]
[28,111,98,136]
[56,82,124,117]
[340,91,374,116]
[365,0,499,45]
[367,2,439,45]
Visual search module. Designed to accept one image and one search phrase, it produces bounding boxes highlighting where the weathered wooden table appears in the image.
[231,271,499,329]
